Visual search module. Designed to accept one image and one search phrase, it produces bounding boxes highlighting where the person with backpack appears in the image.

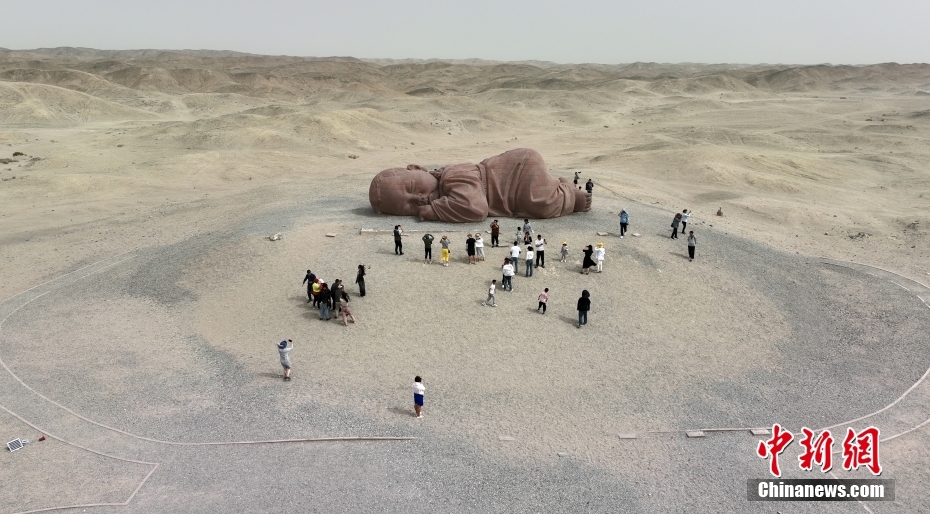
[618,209,629,238]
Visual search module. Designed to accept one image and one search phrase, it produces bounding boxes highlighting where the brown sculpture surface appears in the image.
[369,148,592,222]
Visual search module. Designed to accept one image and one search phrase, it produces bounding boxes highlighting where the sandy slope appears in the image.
[1,50,929,512]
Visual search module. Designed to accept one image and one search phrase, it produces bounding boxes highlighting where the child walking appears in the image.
[482,279,498,307]
[537,288,549,314]
[475,233,485,261]
[412,376,425,418]
[560,242,569,262]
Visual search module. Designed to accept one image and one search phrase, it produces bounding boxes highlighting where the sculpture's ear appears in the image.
[406,164,430,172]
[429,169,442,180]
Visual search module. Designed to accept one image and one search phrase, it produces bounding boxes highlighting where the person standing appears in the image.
[515,226,524,245]
[509,241,521,275]
[687,231,697,262]
[302,270,316,303]
[355,265,366,297]
[318,283,332,320]
[560,242,569,263]
[339,292,356,325]
[330,279,344,311]
[490,219,500,247]
[522,219,534,238]
[534,234,547,268]
[311,279,322,307]
[475,233,485,261]
[670,213,681,239]
[501,258,515,292]
[585,179,594,194]
[594,242,606,273]
[466,233,477,264]
[482,279,498,307]
[573,171,580,186]
[618,209,629,238]
[681,209,691,232]
[440,235,451,266]
[537,288,549,314]
[422,233,435,264]
[277,339,293,381]
[581,245,595,275]
[577,290,591,328]
[393,225,404,255]
[525,246,534,277]
[412,376,425,418]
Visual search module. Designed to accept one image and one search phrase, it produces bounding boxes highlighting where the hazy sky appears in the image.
[2,0,927,64]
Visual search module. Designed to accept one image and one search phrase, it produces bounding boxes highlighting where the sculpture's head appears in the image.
[369,167,440,216]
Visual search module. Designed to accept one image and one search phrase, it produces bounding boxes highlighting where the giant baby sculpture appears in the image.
[369,148,592,222]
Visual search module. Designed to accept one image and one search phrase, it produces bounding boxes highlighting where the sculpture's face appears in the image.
[392,170,440,215]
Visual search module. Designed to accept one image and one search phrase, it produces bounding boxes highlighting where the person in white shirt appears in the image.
[525,246,535,277]
[482,279,497,307]
[681,209,691,232]
[501,259,515,291]
[509,242,522,274]
[412,376,425,418]
[474,233,485,261]
[534,235,547,268]
[594,242,606,273]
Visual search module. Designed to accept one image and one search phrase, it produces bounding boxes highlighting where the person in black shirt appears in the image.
[577,290,591,328]
[393,225,404,255]
[302,269,316,303]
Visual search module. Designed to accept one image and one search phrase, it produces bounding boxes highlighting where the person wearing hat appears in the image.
[277,339,293,381]
[594,243,606,273]
[560,241,569,262]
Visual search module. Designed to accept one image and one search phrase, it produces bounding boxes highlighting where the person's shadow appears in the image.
[388,406,414,418]
[559,314,579,327]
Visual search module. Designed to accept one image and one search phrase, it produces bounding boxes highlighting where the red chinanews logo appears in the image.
[757,424,882,477]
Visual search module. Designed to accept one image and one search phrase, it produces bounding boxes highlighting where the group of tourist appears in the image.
[302,267,362,328]
[616,208,697,262]
[667,209,697,261]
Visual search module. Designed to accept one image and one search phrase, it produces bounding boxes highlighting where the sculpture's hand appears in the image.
[573,189,592,212]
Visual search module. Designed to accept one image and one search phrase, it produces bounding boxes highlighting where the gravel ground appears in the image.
[1,182,928,513]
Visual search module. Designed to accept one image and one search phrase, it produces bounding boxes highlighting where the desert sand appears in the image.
[1,48,929,513]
